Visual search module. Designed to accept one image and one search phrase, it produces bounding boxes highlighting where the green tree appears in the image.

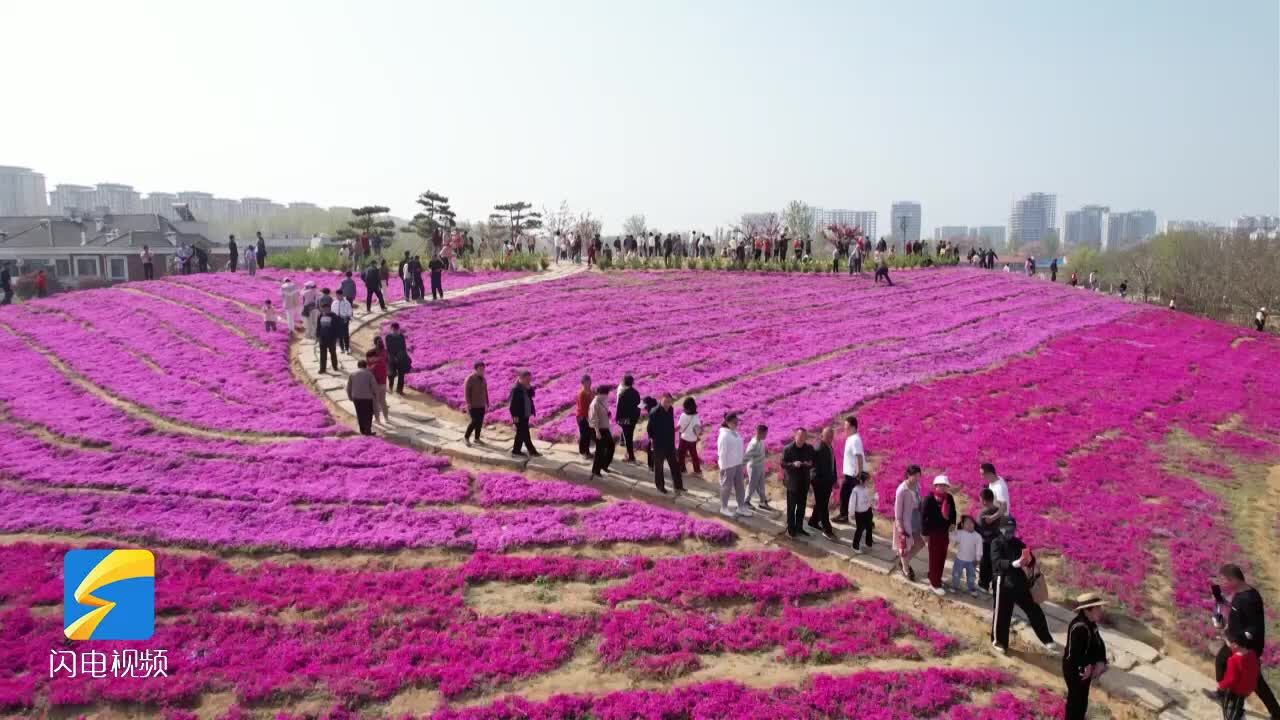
[489,201,543,243]
[336,206,395,251]
[401,190,456,251]
[783,200,814,248]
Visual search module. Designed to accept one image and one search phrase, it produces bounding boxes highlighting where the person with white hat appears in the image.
[1063,592,1109,720]
[921,474,957,595]
[1256,307,1269,332]
[279,278,300,333]
[300,281,320,339]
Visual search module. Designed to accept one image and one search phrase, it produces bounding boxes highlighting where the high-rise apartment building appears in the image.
[177,191,214,220]
[0,166,48,215]
[143,192,179,218]
[811,208,877,240]
[93,183,141,214]
[1104,210,1158,251]
[48,184,98,215]
[890,202,921,244]
[1063,205,1109,250]
[933,226,969,242]
[1008,192,1056,248]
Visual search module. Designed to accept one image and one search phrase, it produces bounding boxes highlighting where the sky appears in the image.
[3,0,1277,233]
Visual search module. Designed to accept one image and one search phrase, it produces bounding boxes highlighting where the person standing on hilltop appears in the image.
[0,263,13,304]
[575,375,594,459]
[1049,258,1058,282]
[1256,307,1269,332]
[647,393,683,494]
[363,262,387,312]
[428,253,446,300]
[588,384,615,479]
[280,278,300,332]
[808,426,837,540]
[716,413,751,518]
[677,397,703,476]
[345,360,377,436]
[383,322,409,395]
[891,465,924,580]
[835,416,866,524]
[255,231,267,270]
[921,475,957,596]
[227,235,238,273]
[1063,593,1109,720]
[990,517,1059,654]
[615,375,641,462]
[781,428,816,539]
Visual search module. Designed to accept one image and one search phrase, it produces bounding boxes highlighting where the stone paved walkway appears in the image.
[292,264,1253,720]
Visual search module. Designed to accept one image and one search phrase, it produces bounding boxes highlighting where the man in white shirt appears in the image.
[334,293,354,353]
[982,462,1010,518]
[834,415,866,524]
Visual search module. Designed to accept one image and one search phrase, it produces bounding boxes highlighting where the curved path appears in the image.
[291,264,1245,720]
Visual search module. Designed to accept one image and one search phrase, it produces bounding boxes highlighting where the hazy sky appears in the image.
[4,0,1277,232]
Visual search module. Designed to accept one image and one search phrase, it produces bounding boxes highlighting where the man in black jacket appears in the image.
[1210,564,1279,716]
[428,254,446,300]
[807,426,837,539]
[398,251,412,300]
[315,308,340,374]
[990,517,1058,653]
[384,323,408,394]
[1063,593,1109,720]
[227,234,238,272]
[615,375,641,462]
[647,393,682,493]
[782,428,816,538]
[363,263,386,312]
[255,232,267,269]
[509,370,540,457]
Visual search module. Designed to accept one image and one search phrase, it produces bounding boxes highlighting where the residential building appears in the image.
[0,166,48,216]
[974,226,1006,248]
[0,213,217,286]
[1008,192,1056,248]
[176,191,214,220]
[1063,205,1110,250]
[1231,215,1279,233]
[1105,210,1158,250]
[1164,219,1222,234]
[48,184,97,216]
[209,197,241,223]
[240,197,277,218]
[890,202,921,245]
[811,208,877,240]
[933,226,969,243]
[143,192,179,218]
[93,183,141,214]
[289,202,319,211]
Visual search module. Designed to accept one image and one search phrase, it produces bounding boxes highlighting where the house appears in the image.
[0,213,225,286]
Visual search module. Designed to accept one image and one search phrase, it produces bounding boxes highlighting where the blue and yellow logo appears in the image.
[63,549,155,641]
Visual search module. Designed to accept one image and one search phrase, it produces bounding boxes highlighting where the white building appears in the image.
[176,192,214,220]
[812,208,877,240]
[933,226,969,242]
[143,192,179,218]
[1105,210,1158,251]
[48,184,98,215]
[1009,192,1056,248]
[93,183,141,214]
[890,202,922,245]
[0,166,48,216]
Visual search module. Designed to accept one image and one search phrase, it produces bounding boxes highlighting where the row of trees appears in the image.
[1067,231,1278,327]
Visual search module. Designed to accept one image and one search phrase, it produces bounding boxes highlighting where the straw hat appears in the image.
[1073,592,1107,612]
[932,475,951,487]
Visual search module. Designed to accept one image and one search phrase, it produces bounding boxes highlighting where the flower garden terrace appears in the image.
[390,265,1280,670]
[0,268,1088,718]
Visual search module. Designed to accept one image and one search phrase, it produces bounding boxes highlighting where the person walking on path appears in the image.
[463,361,489,446]
[615,375,641,462]
[1063,593,1109,720]
[716,413,751,518]
[34,269,47,297]
[241,243,256,276]
[255,232,267,270]
[575,375,594,458]
[261,300,277,331]
[647,393,684,494]
[782,428,816,538]
[300,281,320,339]
[140,245,155,280]
[976,488,1001,593]
[588,385,614,479]
[316,307,340,374]
[848,473,875,552]
[1069,271,1078,287]
[333,290,353,353]
[1257,307,1269,332]
[509,370,540,457]
[990,517,1059,654]
[835,416,866,524]
[921,475,957,595]
[1209,564,1279,717]
[744,424,772,510]
[1219,629,1260,720]
[363,263,387,312]
[398,251,412,300]
[1049,258,1058,282]
[340,271,357,307]
[384,323,409,395]
[345,360,377,436]
[677,397,703,475]
[807,426,837,539]
[365,345,389,424]
[280,279,300,333]
[891,465,925,580]
[428,253,446,300]
[951,516,982,596]
[410,255,425,301]
[227,235,239,272]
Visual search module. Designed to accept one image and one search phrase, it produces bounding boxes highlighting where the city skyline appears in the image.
[4,1,1277,234]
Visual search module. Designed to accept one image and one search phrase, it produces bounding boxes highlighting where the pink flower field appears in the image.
[1,264,1272,715]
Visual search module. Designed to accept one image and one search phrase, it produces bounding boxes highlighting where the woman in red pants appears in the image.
[676,396,703,476]
[921,475,957,596]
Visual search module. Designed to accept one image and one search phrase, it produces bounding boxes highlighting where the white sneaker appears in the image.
[969,590,979,598]
[931,587,946,597]
[1043,641,1062,654]
[719,508,736,518]
[735,507,754,518]
[992,641,1007,654]
[852,547,864,555]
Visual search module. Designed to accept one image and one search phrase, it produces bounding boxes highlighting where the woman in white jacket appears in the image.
[716,413,752,519]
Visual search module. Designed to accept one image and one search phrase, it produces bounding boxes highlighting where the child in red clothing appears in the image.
[1219,630,1259,720]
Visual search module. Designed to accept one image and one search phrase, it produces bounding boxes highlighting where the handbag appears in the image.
[1028,570,1049,604]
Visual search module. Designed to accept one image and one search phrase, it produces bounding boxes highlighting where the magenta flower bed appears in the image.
[2,544,935,713]
[474,472,603,506]
[857,309,1280,655]
[388,270,1131,456]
